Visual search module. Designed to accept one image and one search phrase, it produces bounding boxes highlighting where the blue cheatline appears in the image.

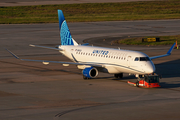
[58,9,74,45]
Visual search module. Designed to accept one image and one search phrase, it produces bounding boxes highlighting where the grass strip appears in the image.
[113,35,180,45]
[0,0,180,24]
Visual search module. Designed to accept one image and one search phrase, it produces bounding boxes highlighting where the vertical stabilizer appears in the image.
[58,10,77,45]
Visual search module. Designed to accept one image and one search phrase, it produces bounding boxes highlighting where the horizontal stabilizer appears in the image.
[29,44,64,51]
[5,48,103,67]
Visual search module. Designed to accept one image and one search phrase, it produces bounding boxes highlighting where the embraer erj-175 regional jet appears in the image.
[6,10,175,80]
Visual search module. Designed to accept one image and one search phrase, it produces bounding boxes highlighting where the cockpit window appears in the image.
[134,57,150,61]
[140,57,150,61]
[134,57,139,61]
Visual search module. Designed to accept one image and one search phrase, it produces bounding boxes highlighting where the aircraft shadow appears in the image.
[160,82,180,89]
[96,75,135,80]
[155,59,180,78]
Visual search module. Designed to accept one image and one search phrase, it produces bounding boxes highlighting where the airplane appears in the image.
[6,9,175,80]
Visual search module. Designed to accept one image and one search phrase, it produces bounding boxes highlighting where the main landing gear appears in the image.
[114,73,123,79]
[83,75,89,80]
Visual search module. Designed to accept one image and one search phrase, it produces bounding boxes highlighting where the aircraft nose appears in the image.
[146,63,156,73]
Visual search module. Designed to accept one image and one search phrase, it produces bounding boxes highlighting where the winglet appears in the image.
[167,42,176,55]
[150,43,176,60]
[5,48,20,59]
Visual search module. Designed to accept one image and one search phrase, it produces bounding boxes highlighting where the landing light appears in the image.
[43,61,49,65]
[63,64,69,66]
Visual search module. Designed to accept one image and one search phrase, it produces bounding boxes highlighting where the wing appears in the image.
[5,48,103,67]
[150,43,176,60]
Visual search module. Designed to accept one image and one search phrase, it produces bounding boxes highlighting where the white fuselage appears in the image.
[59,45,155,75]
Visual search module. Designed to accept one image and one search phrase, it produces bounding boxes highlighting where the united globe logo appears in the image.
[60,20,74,45]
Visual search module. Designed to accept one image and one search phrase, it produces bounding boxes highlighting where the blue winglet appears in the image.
[150,43,176,60]
[58,10,74,45]
[167,42,176,55]
[5,48,19,59]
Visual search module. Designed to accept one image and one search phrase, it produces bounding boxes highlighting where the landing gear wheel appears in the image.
[83,75,88,80]
[114,73,123,79]
[114,74,119,78]
[119,73,123,78]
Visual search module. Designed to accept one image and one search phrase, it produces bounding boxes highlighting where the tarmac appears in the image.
[0,19,180,120]
[0,0,159,6]
[1,0,180,120]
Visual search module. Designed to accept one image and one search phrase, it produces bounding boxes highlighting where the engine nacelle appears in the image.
[82,67,98,78]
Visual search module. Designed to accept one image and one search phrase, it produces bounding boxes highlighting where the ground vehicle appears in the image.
[128,74,161,88]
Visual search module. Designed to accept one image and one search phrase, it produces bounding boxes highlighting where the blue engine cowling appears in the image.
[82,67,98,78]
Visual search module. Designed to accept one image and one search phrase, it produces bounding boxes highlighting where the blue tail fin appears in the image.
[58,10,75,45]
